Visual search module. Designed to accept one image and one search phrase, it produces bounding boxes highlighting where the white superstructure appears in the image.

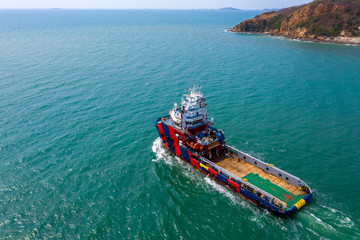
[170,84,211,130]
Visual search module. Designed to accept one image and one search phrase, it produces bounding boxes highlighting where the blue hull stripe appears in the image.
[162,123,171,139]
[217,174,228,184]
[179,146,190,162]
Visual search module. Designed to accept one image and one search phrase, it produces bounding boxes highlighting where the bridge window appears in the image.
[286,177,289,181]
[279,173,282,177]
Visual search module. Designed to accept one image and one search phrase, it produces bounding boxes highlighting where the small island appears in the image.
[231,0,360,45]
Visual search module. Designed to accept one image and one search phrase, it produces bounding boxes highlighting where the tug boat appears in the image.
[155,85,312,215]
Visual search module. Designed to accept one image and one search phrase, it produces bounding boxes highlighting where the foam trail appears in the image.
[294,209,354,240]
[152,137,174,165]
[319,204,355,229]
[308,212,336,231]
[204,175,238,204]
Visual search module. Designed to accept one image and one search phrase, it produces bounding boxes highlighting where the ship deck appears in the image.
[210,155,307,207]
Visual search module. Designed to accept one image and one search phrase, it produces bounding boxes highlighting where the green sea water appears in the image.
[0,9,360,239]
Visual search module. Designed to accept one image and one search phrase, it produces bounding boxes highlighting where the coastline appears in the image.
[228,29,360,45]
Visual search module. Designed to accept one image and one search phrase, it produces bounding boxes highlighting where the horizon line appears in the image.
[0,7,274,11]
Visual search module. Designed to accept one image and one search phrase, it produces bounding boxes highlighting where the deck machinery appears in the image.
[155,84,312,215]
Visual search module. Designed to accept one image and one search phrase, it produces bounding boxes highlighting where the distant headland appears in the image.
[231,0,360,45]
[218,7,240,11]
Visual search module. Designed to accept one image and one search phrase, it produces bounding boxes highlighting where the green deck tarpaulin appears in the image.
[243,173,303,207]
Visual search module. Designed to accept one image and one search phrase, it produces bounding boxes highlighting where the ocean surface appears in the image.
[0,9,360,239]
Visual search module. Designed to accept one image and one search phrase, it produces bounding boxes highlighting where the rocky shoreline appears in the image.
[228,29,360,45]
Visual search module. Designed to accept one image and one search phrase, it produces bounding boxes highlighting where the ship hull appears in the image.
[155,117,312,215]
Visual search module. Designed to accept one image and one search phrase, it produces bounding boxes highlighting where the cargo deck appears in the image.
[209,154,307,207]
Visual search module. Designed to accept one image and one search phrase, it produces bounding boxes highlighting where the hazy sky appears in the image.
[0,0,313,10]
